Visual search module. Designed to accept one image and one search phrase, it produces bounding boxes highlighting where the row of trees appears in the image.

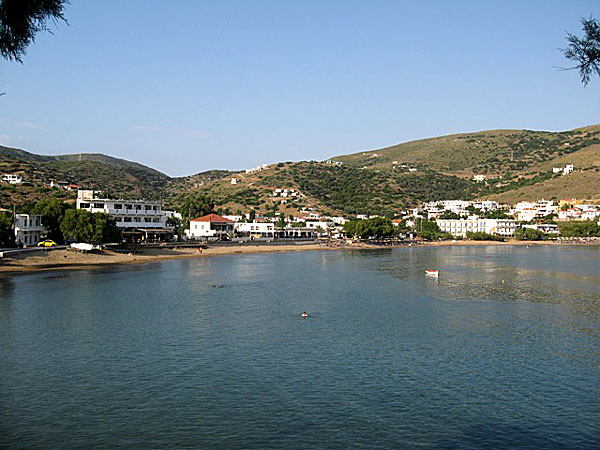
[0,198,121,247]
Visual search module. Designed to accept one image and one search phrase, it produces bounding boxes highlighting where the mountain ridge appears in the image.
[1,123,599,213]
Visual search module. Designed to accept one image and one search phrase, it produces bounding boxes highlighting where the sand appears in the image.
[1,239,596,276]
[0,243,345,275]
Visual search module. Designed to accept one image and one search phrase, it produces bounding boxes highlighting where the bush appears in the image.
[465,231,504,241]
[514,228,546,240]
[558,220,600,237]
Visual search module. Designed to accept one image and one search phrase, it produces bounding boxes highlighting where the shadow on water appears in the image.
[431,422,599,450]
[0,278,15,299]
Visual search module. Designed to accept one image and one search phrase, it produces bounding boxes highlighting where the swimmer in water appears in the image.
[301,311,308,318]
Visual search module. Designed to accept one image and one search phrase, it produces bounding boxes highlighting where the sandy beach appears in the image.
[0,239,597,276]
[0,243,345,275]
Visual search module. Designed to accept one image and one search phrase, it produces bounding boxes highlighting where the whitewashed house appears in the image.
[14,214,46,246]
[185,214,234,239]
[2,174,22,184]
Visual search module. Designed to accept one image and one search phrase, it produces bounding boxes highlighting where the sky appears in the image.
[0,0,598,177]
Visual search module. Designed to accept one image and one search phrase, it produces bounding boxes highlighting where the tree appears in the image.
[60,209,120,244]
[0,0,67,63]
[179,193,215,221]
[0,211,15,247]
[343,217,394,239]
[31,197,71,243]
[248,209,256,222]
[415,218,446,241]
[558,220,600,237]
[563,17,600,85]
[514,227,546,241]
[276,214,286,230]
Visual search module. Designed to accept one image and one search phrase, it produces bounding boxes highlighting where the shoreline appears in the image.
[0,239,597,277]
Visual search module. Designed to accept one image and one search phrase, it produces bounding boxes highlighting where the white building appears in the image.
[563,164,574,175]
[235,222,275,238]
[14,214,46,246]
[473,174,486,182]
[472,200,500,212]
[437,218,518,238]
[514,200,557,221]
[76,189,167,229]
[2,174,22,184]
[305,220,334,235]
[245,164,269,174]
[523,224,559,234]
[185,214,234,239]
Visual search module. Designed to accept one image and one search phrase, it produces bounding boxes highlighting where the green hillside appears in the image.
[1,124,599,215]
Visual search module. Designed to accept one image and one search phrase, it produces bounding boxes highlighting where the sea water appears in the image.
[1,245,599,449]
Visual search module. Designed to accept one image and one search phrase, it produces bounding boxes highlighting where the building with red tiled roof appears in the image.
[186,214,234,239]
[190,213,233,223]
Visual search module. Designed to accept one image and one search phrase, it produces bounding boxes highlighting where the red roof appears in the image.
[190,213,233,223]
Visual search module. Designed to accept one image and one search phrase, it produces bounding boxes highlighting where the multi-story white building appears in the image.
[14,214,46,246]
[513,200,558,221]
[437,218,518,238]
[76,190,166,229]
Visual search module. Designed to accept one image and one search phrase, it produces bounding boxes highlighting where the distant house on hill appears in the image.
[2,174,22,184]
[185,214,234,239]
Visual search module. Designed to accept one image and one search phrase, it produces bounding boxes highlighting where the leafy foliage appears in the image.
[343,217,395,239]
[0,211,14,247]
[414,218,448,241]
[558,220,600,237]
[30,197,72,243]
[514,228,546,240]
[60,209,120,244]
[465,231,504,241]
[179,193,215,221]
[563,17,600,86]
[0,0,67,63]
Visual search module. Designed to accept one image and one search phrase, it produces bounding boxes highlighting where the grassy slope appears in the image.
[2,124,600,214]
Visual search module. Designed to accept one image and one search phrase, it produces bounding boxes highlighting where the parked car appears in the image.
[37,240,57,247]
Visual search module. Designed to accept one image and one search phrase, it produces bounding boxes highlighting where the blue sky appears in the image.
[0,0,598,176]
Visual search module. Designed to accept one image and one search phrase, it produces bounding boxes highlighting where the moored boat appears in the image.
[425,270,439,277]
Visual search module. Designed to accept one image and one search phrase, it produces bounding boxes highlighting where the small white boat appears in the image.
[425,270,439,277]
[70,243,96,252]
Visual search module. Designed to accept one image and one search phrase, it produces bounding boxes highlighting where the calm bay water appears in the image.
[0,245,599,449]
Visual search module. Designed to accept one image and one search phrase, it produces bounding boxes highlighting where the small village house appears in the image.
[14,214,47,246]
[185,214,234,239]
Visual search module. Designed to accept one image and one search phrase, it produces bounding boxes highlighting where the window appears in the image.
[80,202,90,209]
[123,217,132,223]
[144,218,151,222]
[114,204,122,210]
[125,204,133,210]
[134,217,141,222]
[152,218,160,222]
[93,203,104,209]
[115,217,122,222]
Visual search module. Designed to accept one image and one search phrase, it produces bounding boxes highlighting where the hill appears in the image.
[1,124,599,215]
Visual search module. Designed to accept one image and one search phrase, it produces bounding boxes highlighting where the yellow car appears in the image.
[37,240,57,247]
